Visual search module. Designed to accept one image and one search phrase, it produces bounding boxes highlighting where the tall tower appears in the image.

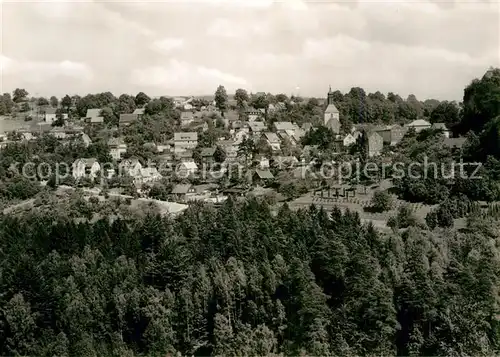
[324,85,340,133]
[327,85,335,105]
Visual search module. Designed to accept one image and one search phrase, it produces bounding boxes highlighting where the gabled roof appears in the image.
[174,132,198,141]
[248,121,267,132]
[254,169,274,179]
[431,122,448,130]
[180,161,198,169]
[172,184,193,194]
[86,108,101,118]
[90,116,104,123]
[81,133,92,144]
[133,108,145,115]
[75,158,98,167]
[292,128,306,140]
[119,158,141,167]
[200,147,216,157]
[367,131,383,140]
[193,183,218,194]
[407,119,431,127]
[44,107,57,115]
[263,132,280,143]
[176,150,194,159]
[139,167,159,177]
[324,103,339,114]
[217,140,237,148]
[274,121,298,131]
[119,113,138,124]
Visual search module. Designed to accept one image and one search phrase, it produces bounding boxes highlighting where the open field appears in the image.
[0,116,26,133]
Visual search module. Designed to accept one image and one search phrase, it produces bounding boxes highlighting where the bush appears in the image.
[396,204,418,229]
[425,210,438,229]
[371,191,393,212]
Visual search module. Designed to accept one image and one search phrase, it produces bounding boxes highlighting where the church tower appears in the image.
[327,85,335,106]
[324,85,340,133]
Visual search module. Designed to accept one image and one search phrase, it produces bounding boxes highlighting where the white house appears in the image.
[343,133,357,146]
[174,132,198,153]
[108,138,127,160]
[257,156,270,169]
[406,119,431,133]
[44,107,58,123]
[50,127,67,139]
[262,132,281,151]
[180,111,194,127]
[274,122,300,135]
[85,108,103,124]
[248,121,267,135]
[119,158,142,177]
[134,167,162,186]
[177,161,198,177]
[72,158,100,180]
[245,107,262,122]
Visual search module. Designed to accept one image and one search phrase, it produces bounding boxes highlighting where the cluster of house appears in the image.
[71,157,163,186]
[1,87,467,201]
[82,107,145,125]
[0,122,92,149]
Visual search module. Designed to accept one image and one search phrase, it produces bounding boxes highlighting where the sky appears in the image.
[0,0,499,101]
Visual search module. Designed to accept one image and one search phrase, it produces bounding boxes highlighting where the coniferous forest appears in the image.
[0,198,499,356]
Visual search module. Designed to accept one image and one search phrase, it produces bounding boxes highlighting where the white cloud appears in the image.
[151,38,185,54]
[194,0,273,7]
[131,60,249,95]
[207,17,268,38]
[302,36,370,63]
[28,1,154,37]
[2,57,93,83]
[1,0,498,99]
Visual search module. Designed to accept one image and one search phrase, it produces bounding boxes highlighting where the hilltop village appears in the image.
[1,68,499,229]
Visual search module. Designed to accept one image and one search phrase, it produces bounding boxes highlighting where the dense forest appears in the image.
[1,198,500,356]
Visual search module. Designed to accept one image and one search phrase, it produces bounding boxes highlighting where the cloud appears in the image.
[1,0,498,99]
[190,0,274,7]
[26,0,154,37]
[207,17,269,38]
[2,57,93,82]
[151,38,185,54]
[131,60,249,95]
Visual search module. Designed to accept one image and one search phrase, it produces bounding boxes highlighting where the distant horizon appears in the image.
[2,87,469,103]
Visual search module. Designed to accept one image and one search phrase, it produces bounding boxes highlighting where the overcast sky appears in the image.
[1,0,499,100]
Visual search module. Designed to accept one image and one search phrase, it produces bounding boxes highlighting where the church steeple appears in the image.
[327,85,335,105]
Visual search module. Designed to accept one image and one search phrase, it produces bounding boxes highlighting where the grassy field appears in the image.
[0,116,27,133]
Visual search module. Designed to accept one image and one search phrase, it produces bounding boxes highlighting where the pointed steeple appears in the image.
[327,86,335,105]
